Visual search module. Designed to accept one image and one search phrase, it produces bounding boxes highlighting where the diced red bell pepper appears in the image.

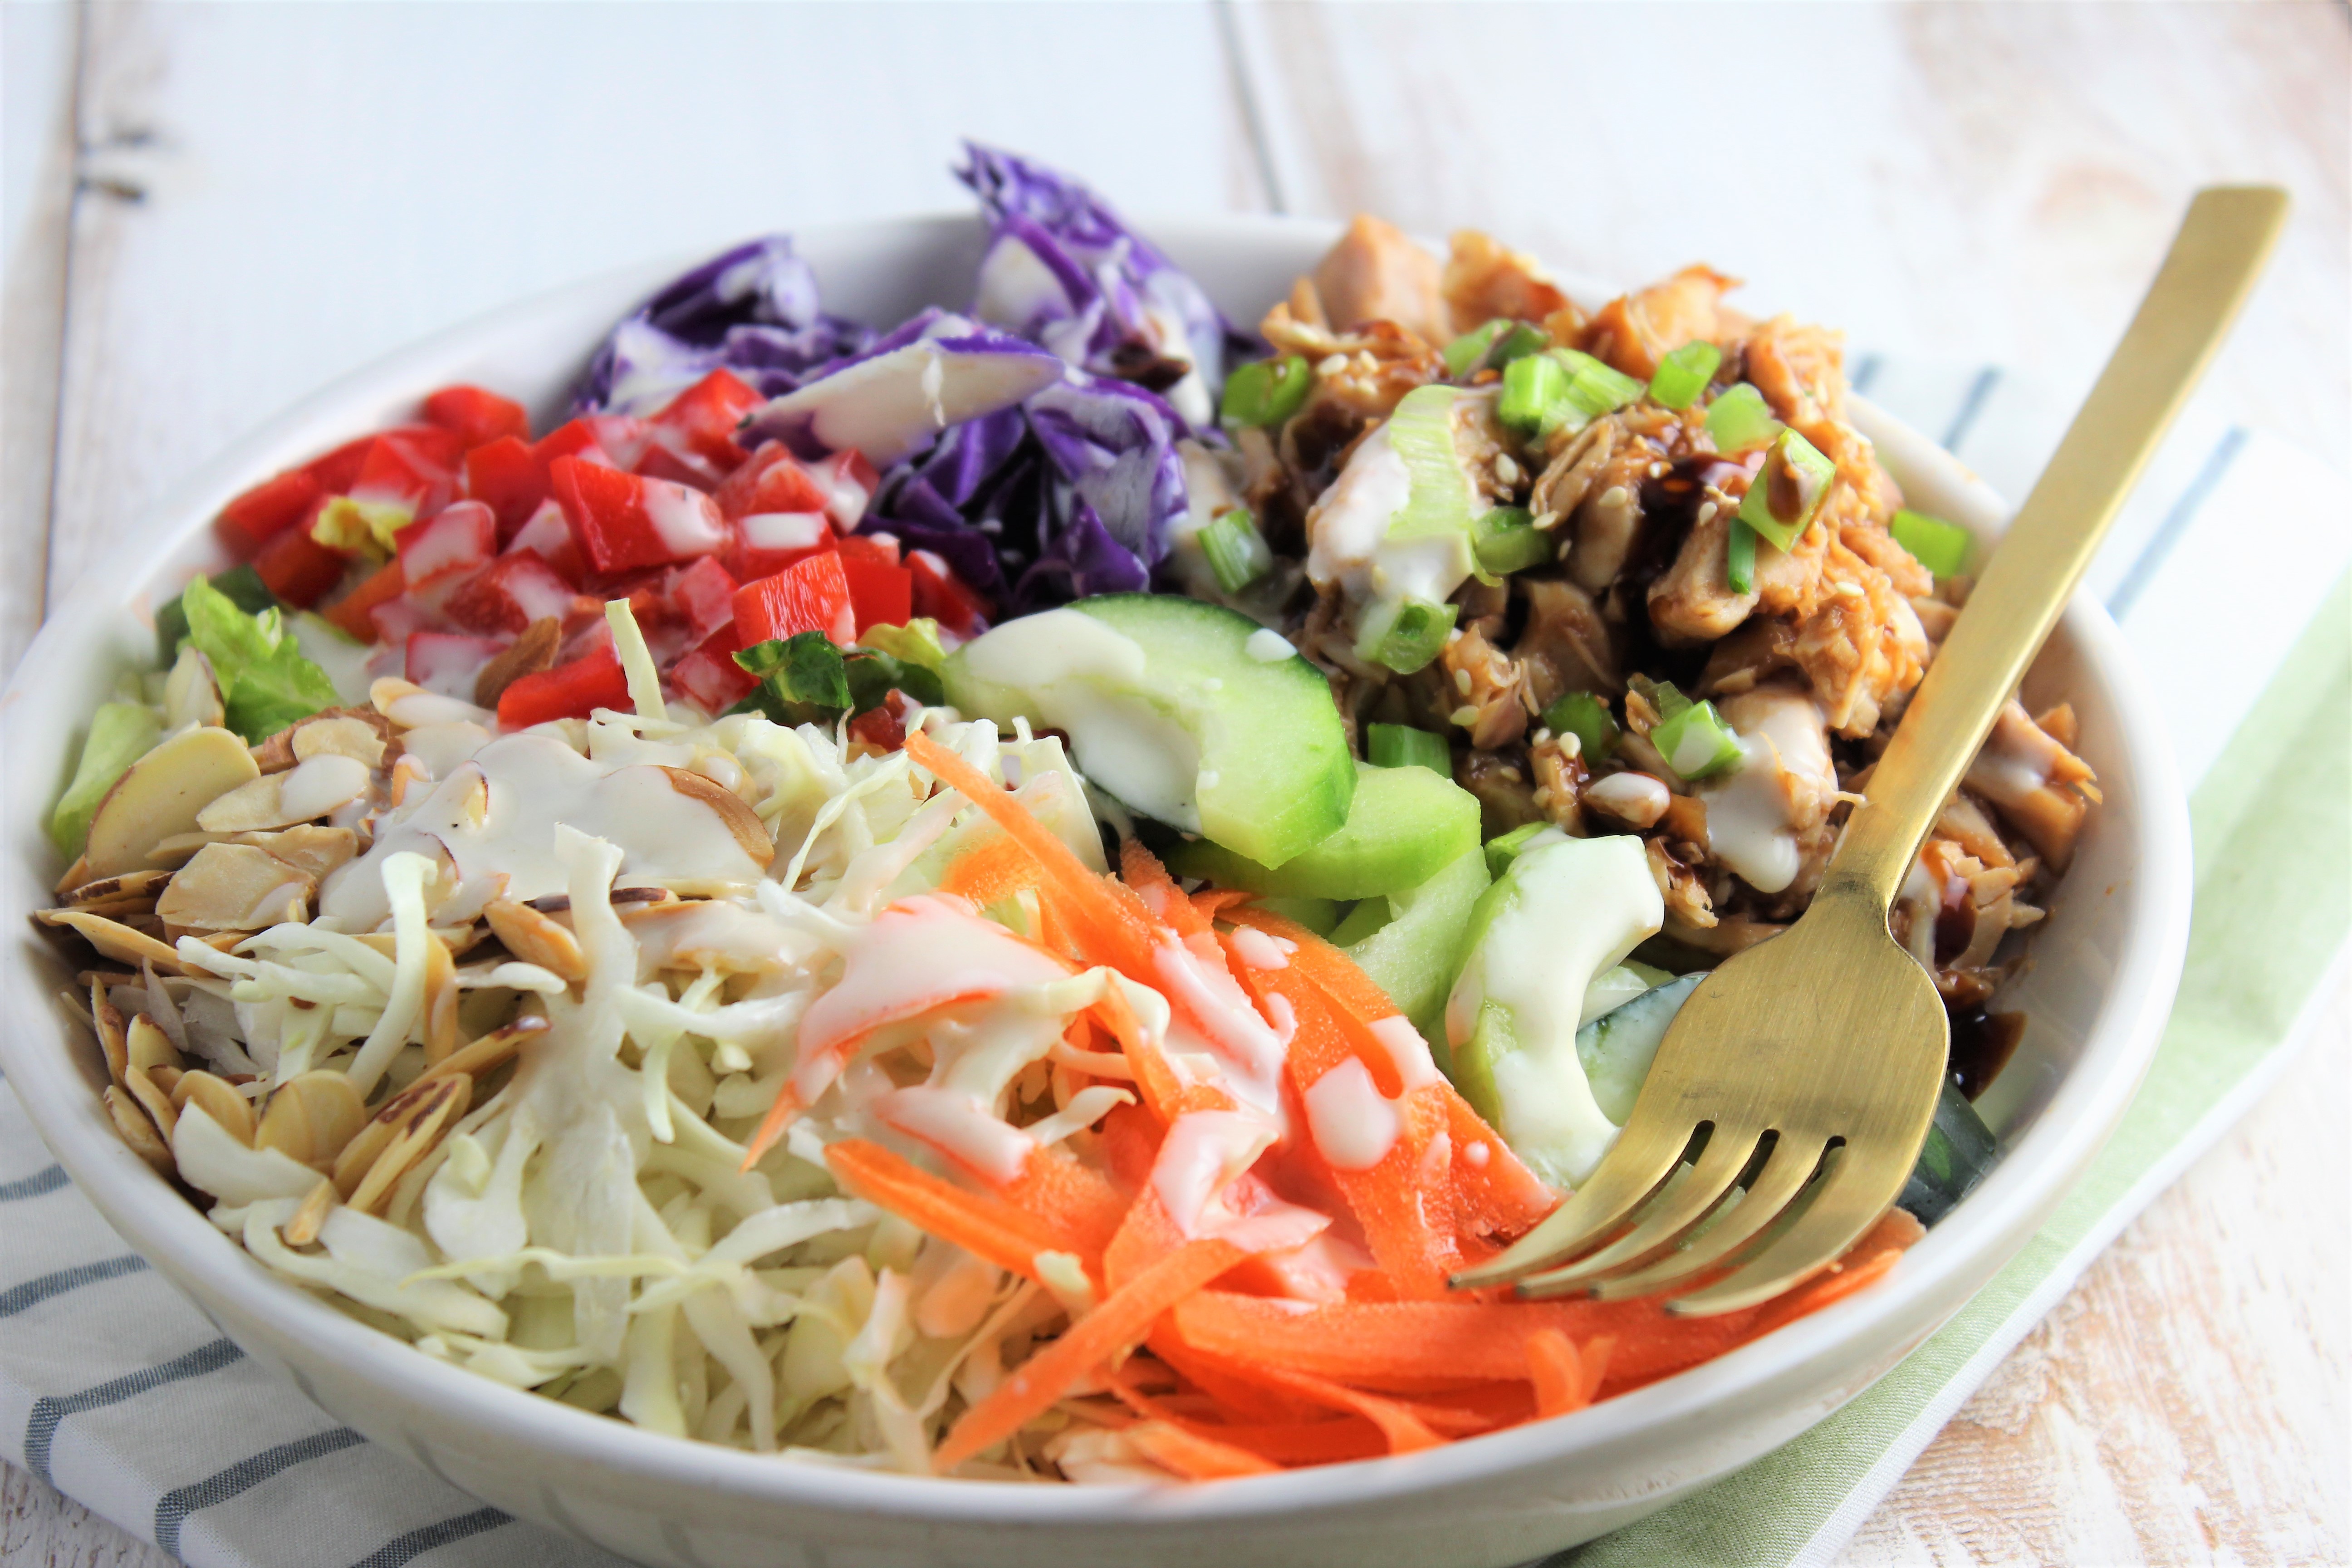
[733,551,856,647]
[446,552,580,635]
[536,413,648,470]
[549,457,726,574]
[304,435,379,495]
[908,548,991,639]
[251,512,350,607]
[664,555,739,642]
[633,441,722,492]
[503,498,586,585]
[405,631,505,699]
[670,631,756,713]
[496,645,630,728]
[836,533,901,566]
[810,449,879,531]
[326,559,407,641]
[713,441,833,520]
[723,510,832,583]
[216,469,323,556]
[346,428,463,528]
[648,368,761,470]
[394,499,497,588]
[463,436,549,542]
[839,555,913,636]
[423,385,530,449]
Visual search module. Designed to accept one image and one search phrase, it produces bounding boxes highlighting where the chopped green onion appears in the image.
[1891,508,1973,579]
[1220,355,1314,427]
[1736,427,1838,552]
[1726,517,1757,593]
[1483,822,1555,879]
[1498,351,1568,437]
[1363,597,1457,674]
[1443,320,1508,379]
[1651,692,1744,782]
[1633,675,1692,721]
[1367,722,1451,774]
[1539,690,1620,760]
[1704,383,1783,453]
[1648,341,1722,410]
[1444,320,1552,380]
[1198,507,1271,593]
[1485,322,1549,370]
[1553,349,1645,435]
[1470,506,1552,575]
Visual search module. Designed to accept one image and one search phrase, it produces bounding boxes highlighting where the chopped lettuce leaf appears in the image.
[181,575,339,742]
[49,701,162,858]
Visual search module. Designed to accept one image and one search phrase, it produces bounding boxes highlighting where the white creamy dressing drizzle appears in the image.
[319,733,767,927]
[739,512,829,552]
[1303,1058,1401,1171]
[1243,628,1294,664]
[1227,926,1292,970]
[1446,835,1663,1188]
[956,608,1204,831]
[1303,390,1484,622]
[1697,687,1836,897]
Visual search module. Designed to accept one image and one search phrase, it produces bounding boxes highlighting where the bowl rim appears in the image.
[0,211,2194,1527]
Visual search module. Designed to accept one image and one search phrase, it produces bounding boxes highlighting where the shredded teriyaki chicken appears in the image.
[1182,218,2099,1016]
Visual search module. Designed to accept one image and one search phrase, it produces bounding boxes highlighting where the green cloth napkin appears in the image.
[1560,571,2352,1567]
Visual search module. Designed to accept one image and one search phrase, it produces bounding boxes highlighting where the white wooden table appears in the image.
[2,3,2344,1562]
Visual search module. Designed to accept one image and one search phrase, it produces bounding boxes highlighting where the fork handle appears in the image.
[1823,186,2289,912]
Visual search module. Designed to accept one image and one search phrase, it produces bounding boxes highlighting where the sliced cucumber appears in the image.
[942,595,1353,868]
[1897,1080,2001,1227]
[1163,760,1480,899]
[1581,962,1675,1029]
[1577,972,1704,1126]
[1445,834,1663,1187]
[1339,846,1490,1055]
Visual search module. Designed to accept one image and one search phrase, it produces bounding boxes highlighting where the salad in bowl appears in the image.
[32,144,2097,1486]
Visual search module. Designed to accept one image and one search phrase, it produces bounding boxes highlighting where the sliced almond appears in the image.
[91,980,129,1086]
[66,869,173,910]
[156,842,318,932]
[147,1064,184,1098]
[388,754,431,807]
[343,1075,470,1215]
[238,825,358,882]
[282,1177,338,1246]
[125,1065,179,1140]
[105,1086,175,1176]
[659,767,776,868]
[483,898,588,981]
[413,1014,552,1089]
[86,726,261,878]
[146,831,237,867]
[255,707,394,773]
[37,909,185,974]
[162,644,225,731]
[291,712,391,769]
[421,935,459,1063]
[332,1073,446,1197]
[54,854,91,896]
[372,677,493,731]
[475,617,562,709]
[173,1069,256,1146]
[125,1013,182,1075]
[278,752,371,821]
[257,1070,369,1169]
[195,774,291,833]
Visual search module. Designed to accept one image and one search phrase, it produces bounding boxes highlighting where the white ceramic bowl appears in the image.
[0,216,2191,1568]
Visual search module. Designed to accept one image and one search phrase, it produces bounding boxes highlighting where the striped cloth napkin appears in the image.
[1,365,2344,1568]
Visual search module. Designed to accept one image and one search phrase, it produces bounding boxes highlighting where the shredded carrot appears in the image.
[1121,839,1213,939]
[906,730,1161,976]
[739,1084,805,1172]
[1104,1185,1191,1294]
[934,1237,1245,1473]
[825,1139,1065,1282]
[1005,1147,1129,1259]
[1526,1328,1587,1419]
[938,832,1042,907]
[1124,1419,1282,1480]
[1156,1331,1448,1454]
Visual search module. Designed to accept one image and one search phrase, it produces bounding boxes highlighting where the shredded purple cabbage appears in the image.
[574,237,872,416]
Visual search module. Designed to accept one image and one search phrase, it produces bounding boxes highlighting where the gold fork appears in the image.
[1454,186,2289,1317]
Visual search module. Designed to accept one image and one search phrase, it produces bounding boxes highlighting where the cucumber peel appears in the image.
[1163,760,1479,899]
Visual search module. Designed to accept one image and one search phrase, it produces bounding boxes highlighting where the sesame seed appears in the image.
[1317,354,1348,376]
[1453,668,1474,696]
[1450,706,1479,727]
